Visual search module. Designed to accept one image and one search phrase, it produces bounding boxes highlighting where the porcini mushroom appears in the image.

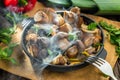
[66,45,78,58]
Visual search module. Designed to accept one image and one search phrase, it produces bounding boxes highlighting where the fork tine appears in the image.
[24,20,31,27]
[94,60,103,66]
[86,56,98,63]
[86,56,102,66]
[21,18,35,28]
[22,18,32,28]
[98,58,105,63]
[22,18,28,25]
[96,58,105,64]
[92,63,100,68]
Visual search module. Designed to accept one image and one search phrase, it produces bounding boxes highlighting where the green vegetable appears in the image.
[72,0,120,15]
[47,49,53,55]
[114,30,120,35]
[71,0,96,10]
[87,22,97,30]
[0,11,22,64]
[0,28,14,44]
[9,58,17,64]
[0,43,18,64]
[41,0,120,15]
[19,0,28,6]
[47,28,53,37]
[93,42,103,48]
[46,0,71,8]
[68,58,80,62]
[68,32,78,41]
[99,21,120,58]
[116,46,120,53]
[110,34,117,44]
[32,24,39,34]
[6,13,16,29]
[94,0,120,15]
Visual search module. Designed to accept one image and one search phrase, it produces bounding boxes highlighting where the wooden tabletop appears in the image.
[0,2,119,80]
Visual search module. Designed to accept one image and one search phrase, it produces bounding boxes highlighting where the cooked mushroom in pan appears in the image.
[25,7,102,66]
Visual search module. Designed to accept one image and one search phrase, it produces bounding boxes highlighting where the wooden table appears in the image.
[0,2,119,80]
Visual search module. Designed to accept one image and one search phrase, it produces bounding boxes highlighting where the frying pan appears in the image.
[21,13,107,72]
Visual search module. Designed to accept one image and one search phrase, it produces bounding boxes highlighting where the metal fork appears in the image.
[21,18,34,28]
[86,56,118,80]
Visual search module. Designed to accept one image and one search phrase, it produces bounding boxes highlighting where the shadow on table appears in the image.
[0,69,30,80]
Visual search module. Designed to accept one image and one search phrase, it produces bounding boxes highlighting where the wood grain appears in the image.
[0,2,119,80]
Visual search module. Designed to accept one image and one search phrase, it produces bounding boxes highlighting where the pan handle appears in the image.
[97,48,107,59]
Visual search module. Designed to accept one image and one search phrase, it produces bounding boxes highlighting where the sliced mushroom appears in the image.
[83,37,95,48]
[94,29,102,44]
[27,43,39,57]
[51,54,67,65]
[59,23,72,33]
[70,7,80,15]
[94,35,102,44]
[34,11,49,23]
[40,8,55,15]
[53,32,68,40]
[63,11,76,24]
[85,46,96,54]
[70,7,83,28]
[76,40,85,52]
[82,33,95,48]
[50,32,69,51]
[40,8,56,23]
[37,37,50,48]
[63,9,83,28]
[34,8,56,23]
[37,49,48,59]
[26,33,38,42]
[77,17,84,28]
[58,38,70,51]
[81,24,102,45]
[66,45,78,58]
[27,36,50,57]
[51,25,59,36]
[53,14,65,26]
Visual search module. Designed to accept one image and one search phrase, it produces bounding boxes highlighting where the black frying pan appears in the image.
[21,14,107,72]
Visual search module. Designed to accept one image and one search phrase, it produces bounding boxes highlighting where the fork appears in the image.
[21,18,34,28]
[86,56,118,80]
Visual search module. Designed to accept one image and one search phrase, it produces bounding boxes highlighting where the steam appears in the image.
[26,21,82,80]
[21,7,95,80]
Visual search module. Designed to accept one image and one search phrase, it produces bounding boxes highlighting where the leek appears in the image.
[42,0,120,15]
[71,0,96,10]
